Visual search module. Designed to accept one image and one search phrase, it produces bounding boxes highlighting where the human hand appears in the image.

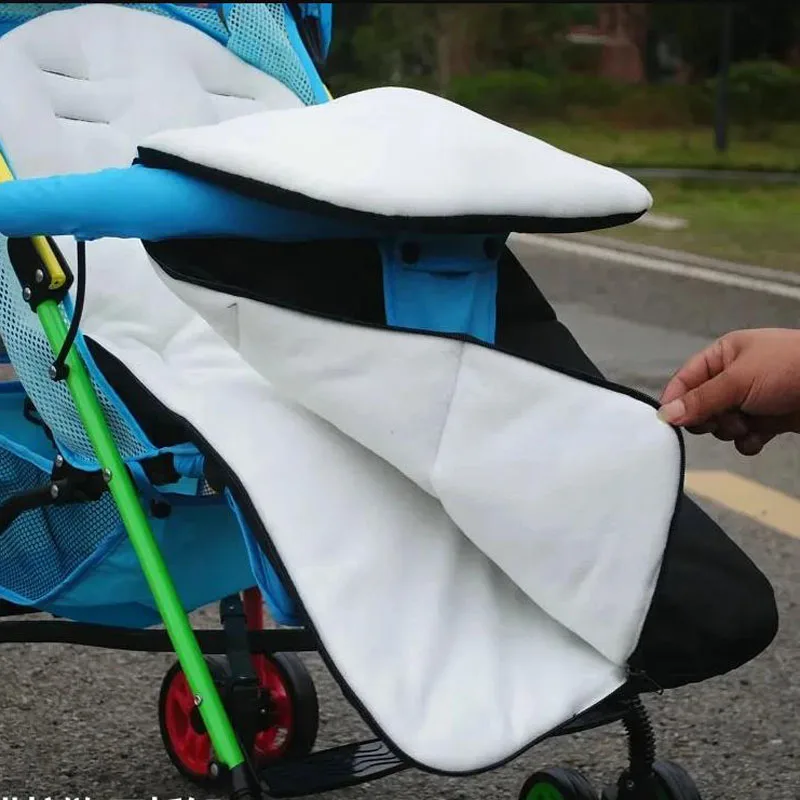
[657,328,800,455]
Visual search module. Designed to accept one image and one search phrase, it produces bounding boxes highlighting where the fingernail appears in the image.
[657,398,685,424]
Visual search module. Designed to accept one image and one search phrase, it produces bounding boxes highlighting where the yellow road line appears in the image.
[685,469,800,540]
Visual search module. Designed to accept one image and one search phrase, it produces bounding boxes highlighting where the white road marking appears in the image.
[514,234,800,301]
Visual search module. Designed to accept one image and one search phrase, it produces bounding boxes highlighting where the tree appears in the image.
[648,2,800,80]
[329,3,593,91]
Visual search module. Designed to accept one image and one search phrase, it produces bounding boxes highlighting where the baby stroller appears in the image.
[0,4,779,800]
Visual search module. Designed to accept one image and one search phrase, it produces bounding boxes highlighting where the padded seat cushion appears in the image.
[137,86,653,233]
[0,4,302,179]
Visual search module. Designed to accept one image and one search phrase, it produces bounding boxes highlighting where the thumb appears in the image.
[657,369,743,427]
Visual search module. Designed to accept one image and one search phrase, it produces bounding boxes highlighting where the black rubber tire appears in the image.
[519,766,598,799]
[266,652,320,759]
[601,762,702,800]
[158,656,230,790]
[651,761,703,800]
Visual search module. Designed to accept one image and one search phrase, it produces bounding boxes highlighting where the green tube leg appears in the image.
[37,298,246,772]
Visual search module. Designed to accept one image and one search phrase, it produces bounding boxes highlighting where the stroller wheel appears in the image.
[519,767,598,800]
[159,653,319,788]
[159,656,230,788]
[251,652,319,764]
[601,761,702,800]
[650,761,702,799]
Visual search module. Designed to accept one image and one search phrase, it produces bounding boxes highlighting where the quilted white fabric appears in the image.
[141,86,653,226]
[0,4,302,179]
[0,3,680,774]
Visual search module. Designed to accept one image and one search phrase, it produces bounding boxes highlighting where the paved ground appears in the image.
[1,237,799,800]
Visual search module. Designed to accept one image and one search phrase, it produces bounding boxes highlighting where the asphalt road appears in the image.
[1,237,799,800]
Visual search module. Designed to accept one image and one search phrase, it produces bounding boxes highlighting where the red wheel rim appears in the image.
[163,670,212,778]
[252,655,295,762]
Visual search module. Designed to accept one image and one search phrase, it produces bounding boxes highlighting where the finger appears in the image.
[660,341,727,405]
[747,413,800,438]
[658,369,744,427]
[686,420,718,435]
[711,412,751,442]
[735,432,774,456]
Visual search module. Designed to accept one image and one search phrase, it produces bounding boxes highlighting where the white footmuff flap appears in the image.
[137,85,653,232]
[170,285,683,667]
[144,270,683,774]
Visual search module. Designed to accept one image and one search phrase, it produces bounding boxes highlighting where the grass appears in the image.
[594,180,800,271]
[528,121,800,172]
[521,121,800,269]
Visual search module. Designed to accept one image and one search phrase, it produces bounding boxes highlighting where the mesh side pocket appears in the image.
[0,447,124,604]
[0,242,152,467]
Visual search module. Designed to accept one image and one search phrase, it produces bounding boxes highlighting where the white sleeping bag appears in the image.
[136,89,682,771]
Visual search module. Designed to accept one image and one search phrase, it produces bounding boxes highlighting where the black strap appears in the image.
[0,484,57,533]
[220,593,261,760]
[50,239,86,382]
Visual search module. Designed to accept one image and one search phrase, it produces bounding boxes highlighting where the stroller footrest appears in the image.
[261,739,407,797]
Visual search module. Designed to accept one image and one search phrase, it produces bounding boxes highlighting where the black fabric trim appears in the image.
[494,248,605,379]
[85,339,190,447]
[135,147,646,235]
[627,494,780,688]
[144,237,386,327]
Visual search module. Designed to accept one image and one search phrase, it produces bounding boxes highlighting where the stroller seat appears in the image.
[0,2,323,626]
[0,4,779,793]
